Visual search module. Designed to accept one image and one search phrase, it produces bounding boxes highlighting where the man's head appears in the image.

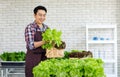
[34,5,47,25]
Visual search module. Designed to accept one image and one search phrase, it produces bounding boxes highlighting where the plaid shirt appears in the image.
[25,21,48,50]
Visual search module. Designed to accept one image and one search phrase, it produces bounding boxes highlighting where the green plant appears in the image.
[64,51,70,59]
[0,51,25,61]
[42,28,62,49]
[33,58,106,77]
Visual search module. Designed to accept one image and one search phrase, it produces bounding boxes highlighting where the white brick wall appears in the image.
[0,0,119,77]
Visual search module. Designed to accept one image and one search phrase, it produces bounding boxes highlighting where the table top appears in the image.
[0,61,25,68]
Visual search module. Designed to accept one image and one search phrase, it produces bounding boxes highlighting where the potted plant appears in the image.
[42,28,66,58]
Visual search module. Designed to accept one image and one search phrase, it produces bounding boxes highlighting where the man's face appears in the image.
[34,10,46,24]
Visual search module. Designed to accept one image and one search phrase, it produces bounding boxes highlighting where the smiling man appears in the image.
[24,5,49,77]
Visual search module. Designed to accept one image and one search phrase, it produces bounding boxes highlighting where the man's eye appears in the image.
[38,14,46,17]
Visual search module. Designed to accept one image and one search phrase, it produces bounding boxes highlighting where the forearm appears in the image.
[34,41,45,48]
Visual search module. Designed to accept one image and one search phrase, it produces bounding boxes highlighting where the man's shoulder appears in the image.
[26,22,36,29]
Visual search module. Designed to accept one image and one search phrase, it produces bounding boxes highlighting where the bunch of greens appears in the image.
[64,50,93,58]
[42,28,62,49]
[0,51,25,61]
[33,58,106,77]
[64,51,71,59]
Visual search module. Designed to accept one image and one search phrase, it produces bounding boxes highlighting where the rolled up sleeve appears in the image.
[25,25,35,50]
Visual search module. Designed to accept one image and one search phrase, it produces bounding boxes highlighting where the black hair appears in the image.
[33,5,47,14]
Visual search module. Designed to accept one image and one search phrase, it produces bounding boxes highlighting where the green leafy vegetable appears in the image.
[64,50,93,58]
[0,51,26,61]
[33,58,106,77]
[64,51,70,59]
[42,28,62,49]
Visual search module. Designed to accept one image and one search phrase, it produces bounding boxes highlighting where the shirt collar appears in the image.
[33,21,45,27]
[33,21,47,32]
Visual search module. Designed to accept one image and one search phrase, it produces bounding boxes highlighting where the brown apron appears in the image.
[25,31,47,77]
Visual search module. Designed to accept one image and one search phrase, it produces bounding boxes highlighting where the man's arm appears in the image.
[25,25,45,50]
[34,41,45,48]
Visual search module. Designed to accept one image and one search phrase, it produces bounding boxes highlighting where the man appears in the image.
[24,5,48,77]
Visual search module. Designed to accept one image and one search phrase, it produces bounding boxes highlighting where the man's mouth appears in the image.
[39,19,44,22]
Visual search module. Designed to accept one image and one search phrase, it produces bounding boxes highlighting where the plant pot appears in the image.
[46,47,64,58]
